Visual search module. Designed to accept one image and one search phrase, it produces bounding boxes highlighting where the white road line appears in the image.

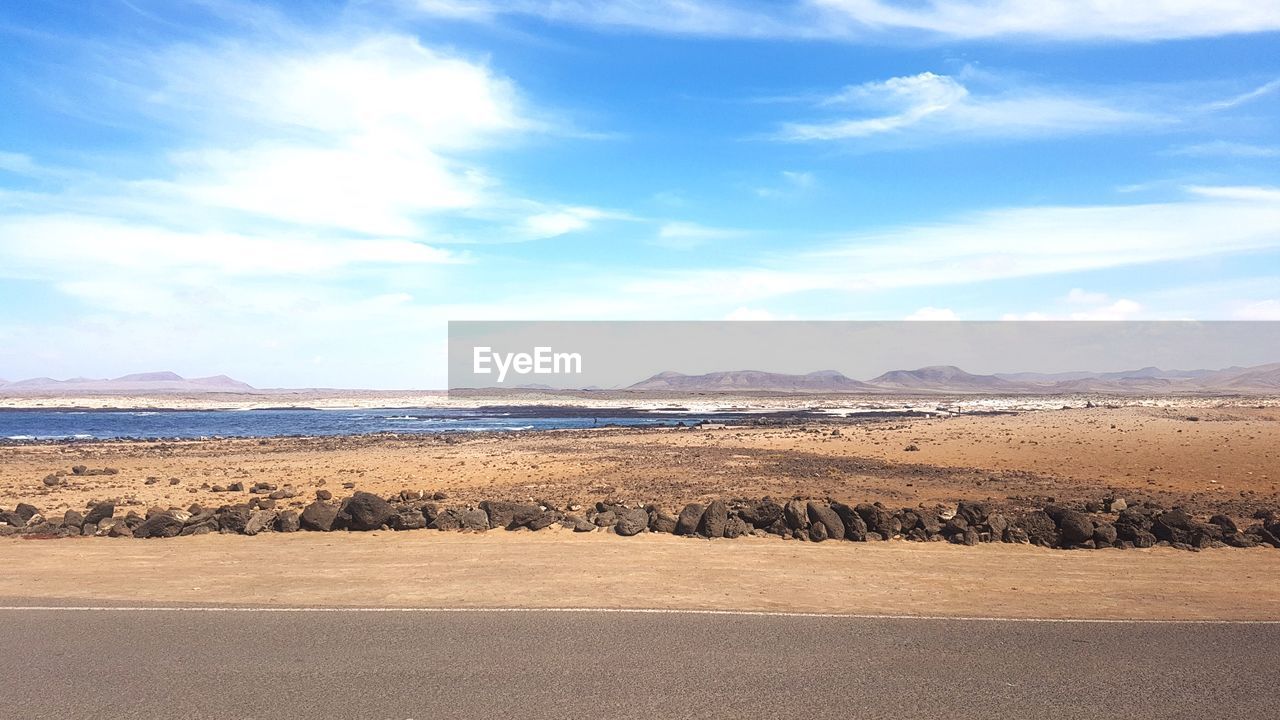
[0,605,1275,624]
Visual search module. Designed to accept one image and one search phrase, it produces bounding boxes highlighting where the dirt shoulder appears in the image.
[2,531,1276,620]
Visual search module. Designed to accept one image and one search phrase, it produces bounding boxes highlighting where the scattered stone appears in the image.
[300,501,339,532]
[700,499,728,538]
[615,508,649,537]
[316,489,333,501]
[806,502,845,541]
[675,504,705,536]
[1015,511,1058,547]
[458,508,489,532]
[480,500,540,530]
[336,492,395,531]
[242,510,277,536]
[84,501,115,526]
[388,508,427,531]
[277,510,301,533]
[1106,497,1128,513]
[15,503,40,522]
[648,508,678,534]
[1057,510,1095,546]
[133,512,184,539]
[739,500,783,528]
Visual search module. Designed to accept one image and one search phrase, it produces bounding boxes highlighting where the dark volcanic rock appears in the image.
[133,512,184,539]
[676,504,706,536]
[84,502,115,526]
[480,500,540,530]
[1208,515,1238,535]
[0,510,25,528]
[832,503,867,541]
[648,509,678,534]
[700,499,728,538]
[724,515,749,539]
[243,510,277,536]
[337,492,395,531]
[808,521,829,542]
[1015,511,1058,547]
[985,513,1009,540]
[388,509,427,531]
[1092,522,1118,547]
[806,502,845,541]
[1057,510,1095,546]
[783,500,809,530]
[1153,510,1196,545]
[15,503,40,522]
[218,506,252,534]
[855,504,900,539]
[277,510,301,533]
[430,509,463,531]
[300,501,339,532]
[615,508,649,537]
[62,509,85,529]
[739,500,784,528]
[526,511,559,531]
[458,509,490,532]
[956,501,991,526]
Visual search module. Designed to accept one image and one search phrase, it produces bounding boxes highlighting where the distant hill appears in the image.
[868,365,1017,391]
[628,369,880,393]
[0,372,256,394]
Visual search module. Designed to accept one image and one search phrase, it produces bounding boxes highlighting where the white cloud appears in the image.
[1166,140,1280,158]
[754,170,817,198]
[905,306,958,320]
[412,1,1280,41]
[653,221,746,249]
[1204,77,1280,111]
[619,186,1280,303]
[777,71,1159,143]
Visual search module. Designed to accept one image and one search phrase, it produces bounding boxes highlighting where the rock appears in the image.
[526,511,559,531]
[337,492,395,531]
[84,502,115,526]
[783,500,809,530]
[1106,497,1127,513]
[855,503,900,538]
[1092,522,1118,547]
[458,509,490,532]
[1015,511,1058,547]
[71,465,87,475]
[227,482,244,492]
[615,508,649,537]
[809,521,829,542]
[1130,529,1157,548]
[984,513,1009,540]
[316,489,333,501]
[699,499,728,538]
[898,510,922,533]
[62,510,85,529]
[959,528,979,546]
[277,510,301,533]
[1004,526,1030,544]
[806,502,845,541]
[1115,509,1153,541]
[133,512,184,538]
[739,500,783,528]
[107,521,135,538]
[571,517,595,532]
[243,510,277,536]
[480,500,541,530]
[0,510,26,528]
[1042,504,1069,524]
[724,515,749,539]
[1057,510,1095,546]
[15,503,40,522]
[1153,510,1196,545]
[956,501,991,526]
[648,509,678,534]
[942,515,969,537]
[675,504,705,536]
[831,503,867,541]
[42,474,62,487]
[218,506,252,534]
[388,509,427,531]
[1224,532,1259,549]
[591,510,618,527]
[430,510,463,531]
[179,522,214,537]
[300,501,339,532]
[1208,515,1239,535]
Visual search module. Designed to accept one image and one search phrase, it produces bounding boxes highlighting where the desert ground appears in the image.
[1,404,1277,523]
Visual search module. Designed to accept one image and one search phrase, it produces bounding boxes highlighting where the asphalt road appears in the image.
[0,607,1275,719]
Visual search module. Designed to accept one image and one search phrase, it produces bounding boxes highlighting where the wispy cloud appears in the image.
[1166,140,1280,158]
[1204,77,1280,110]
[774,71,1163,144]
[411,0,1280,41]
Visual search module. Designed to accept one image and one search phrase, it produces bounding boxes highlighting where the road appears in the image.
[0,606,1275,719]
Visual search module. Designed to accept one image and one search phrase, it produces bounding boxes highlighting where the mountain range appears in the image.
[0,372,255,394]
[625,363,1280,394]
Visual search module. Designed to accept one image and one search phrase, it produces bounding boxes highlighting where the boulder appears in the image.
[1207,515,1238,535]
[1003,526,1030,544]
[724,515,749,539]
[832,503,867,541]
[300,500,340,531]
[739,500,784,528]
[84,502,115,526]
[430,510,463,531]
[648,509,678,534]
[458,509,490,532]
[388,509,427,531]
[480,500,541,530]
[615,508,649,537]
[0,510,25,528]
[1057,510,1095,546]
[316,489,333,501]
[1153,510,1196,545]
[1092,522,1118,547]
[984,513,1009,540]
[675,504,706,536]
[218,506,252,534]
[179,522,214,537]
[855,503,900,538]
[809,521,829,542]
[15,503,40,522]
[942,515,969,537]
[591,510,618,527]
[242,510,277,536]
[337,492,395,531]
[277,510,301,533]
[956,501,991,526]
[526,511,559,531]
[806,503,845,541]
[1106,497,1127,513]
[783,500,809,530]
[699,499,728,538]
[1015,511,1058,547]
[133,512,184,539]
[62,510,85,529]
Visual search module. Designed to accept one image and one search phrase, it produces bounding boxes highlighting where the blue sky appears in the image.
[1,0,1278,388]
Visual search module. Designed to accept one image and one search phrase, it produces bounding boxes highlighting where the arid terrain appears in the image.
[2,404,1277,523]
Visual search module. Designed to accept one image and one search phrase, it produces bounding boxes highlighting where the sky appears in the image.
[0,0,1278,388]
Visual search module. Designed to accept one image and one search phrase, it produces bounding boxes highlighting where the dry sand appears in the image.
[2,531,1277,620]
[3,405,1277,522]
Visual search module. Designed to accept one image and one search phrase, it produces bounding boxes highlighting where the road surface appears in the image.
[0,605,1274,719]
